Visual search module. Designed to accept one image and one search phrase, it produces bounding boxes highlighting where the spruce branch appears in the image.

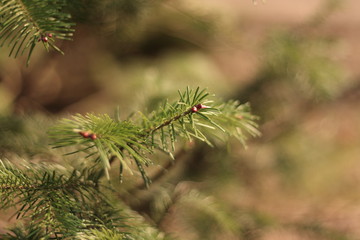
[0,160,110,239]
[142,87,260,150]
[202,100,261,146]
[49,87,260,186]
[0,0,74,65]
[0,223,46,239]
[49,113,154,183]
[75,227,127,240]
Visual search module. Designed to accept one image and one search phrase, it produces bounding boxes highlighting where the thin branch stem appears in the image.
[148,107,194,134]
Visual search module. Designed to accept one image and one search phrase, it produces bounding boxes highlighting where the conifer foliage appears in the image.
[49,88,259,187]
[0,0,74,65]
[0,87,259,239]
[0,1,260,239]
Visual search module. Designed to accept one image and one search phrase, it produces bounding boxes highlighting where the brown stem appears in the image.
[148,107,194,134]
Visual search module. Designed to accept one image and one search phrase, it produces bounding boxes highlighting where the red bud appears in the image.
[196,104,205,109]
[191,106,198,113]
[79,131,90,138]
[89,133,97,140]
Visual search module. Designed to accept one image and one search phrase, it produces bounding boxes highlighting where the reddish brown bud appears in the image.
[195,104,207,110]
[47,33,53,38]
[191,106,198,113]
[42,36,48,42]
[89,133,97,140]
[79,131,90,138]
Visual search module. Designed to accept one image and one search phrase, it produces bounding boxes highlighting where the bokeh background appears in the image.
[1,0,360,239]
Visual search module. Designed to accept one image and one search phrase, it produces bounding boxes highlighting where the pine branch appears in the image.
[75,227,127,240]
[49,87,260,187]
[203,100,261,146]
[0,160,110,239]
[142,87,260,151]
[0,0,74,65]
[140,87,222,152]
[0,223,46,240]
[49,113,154,184]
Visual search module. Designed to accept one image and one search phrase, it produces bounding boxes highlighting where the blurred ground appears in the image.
[156,1,360,239]
[1,0,360,239]
[199,0,360,83]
